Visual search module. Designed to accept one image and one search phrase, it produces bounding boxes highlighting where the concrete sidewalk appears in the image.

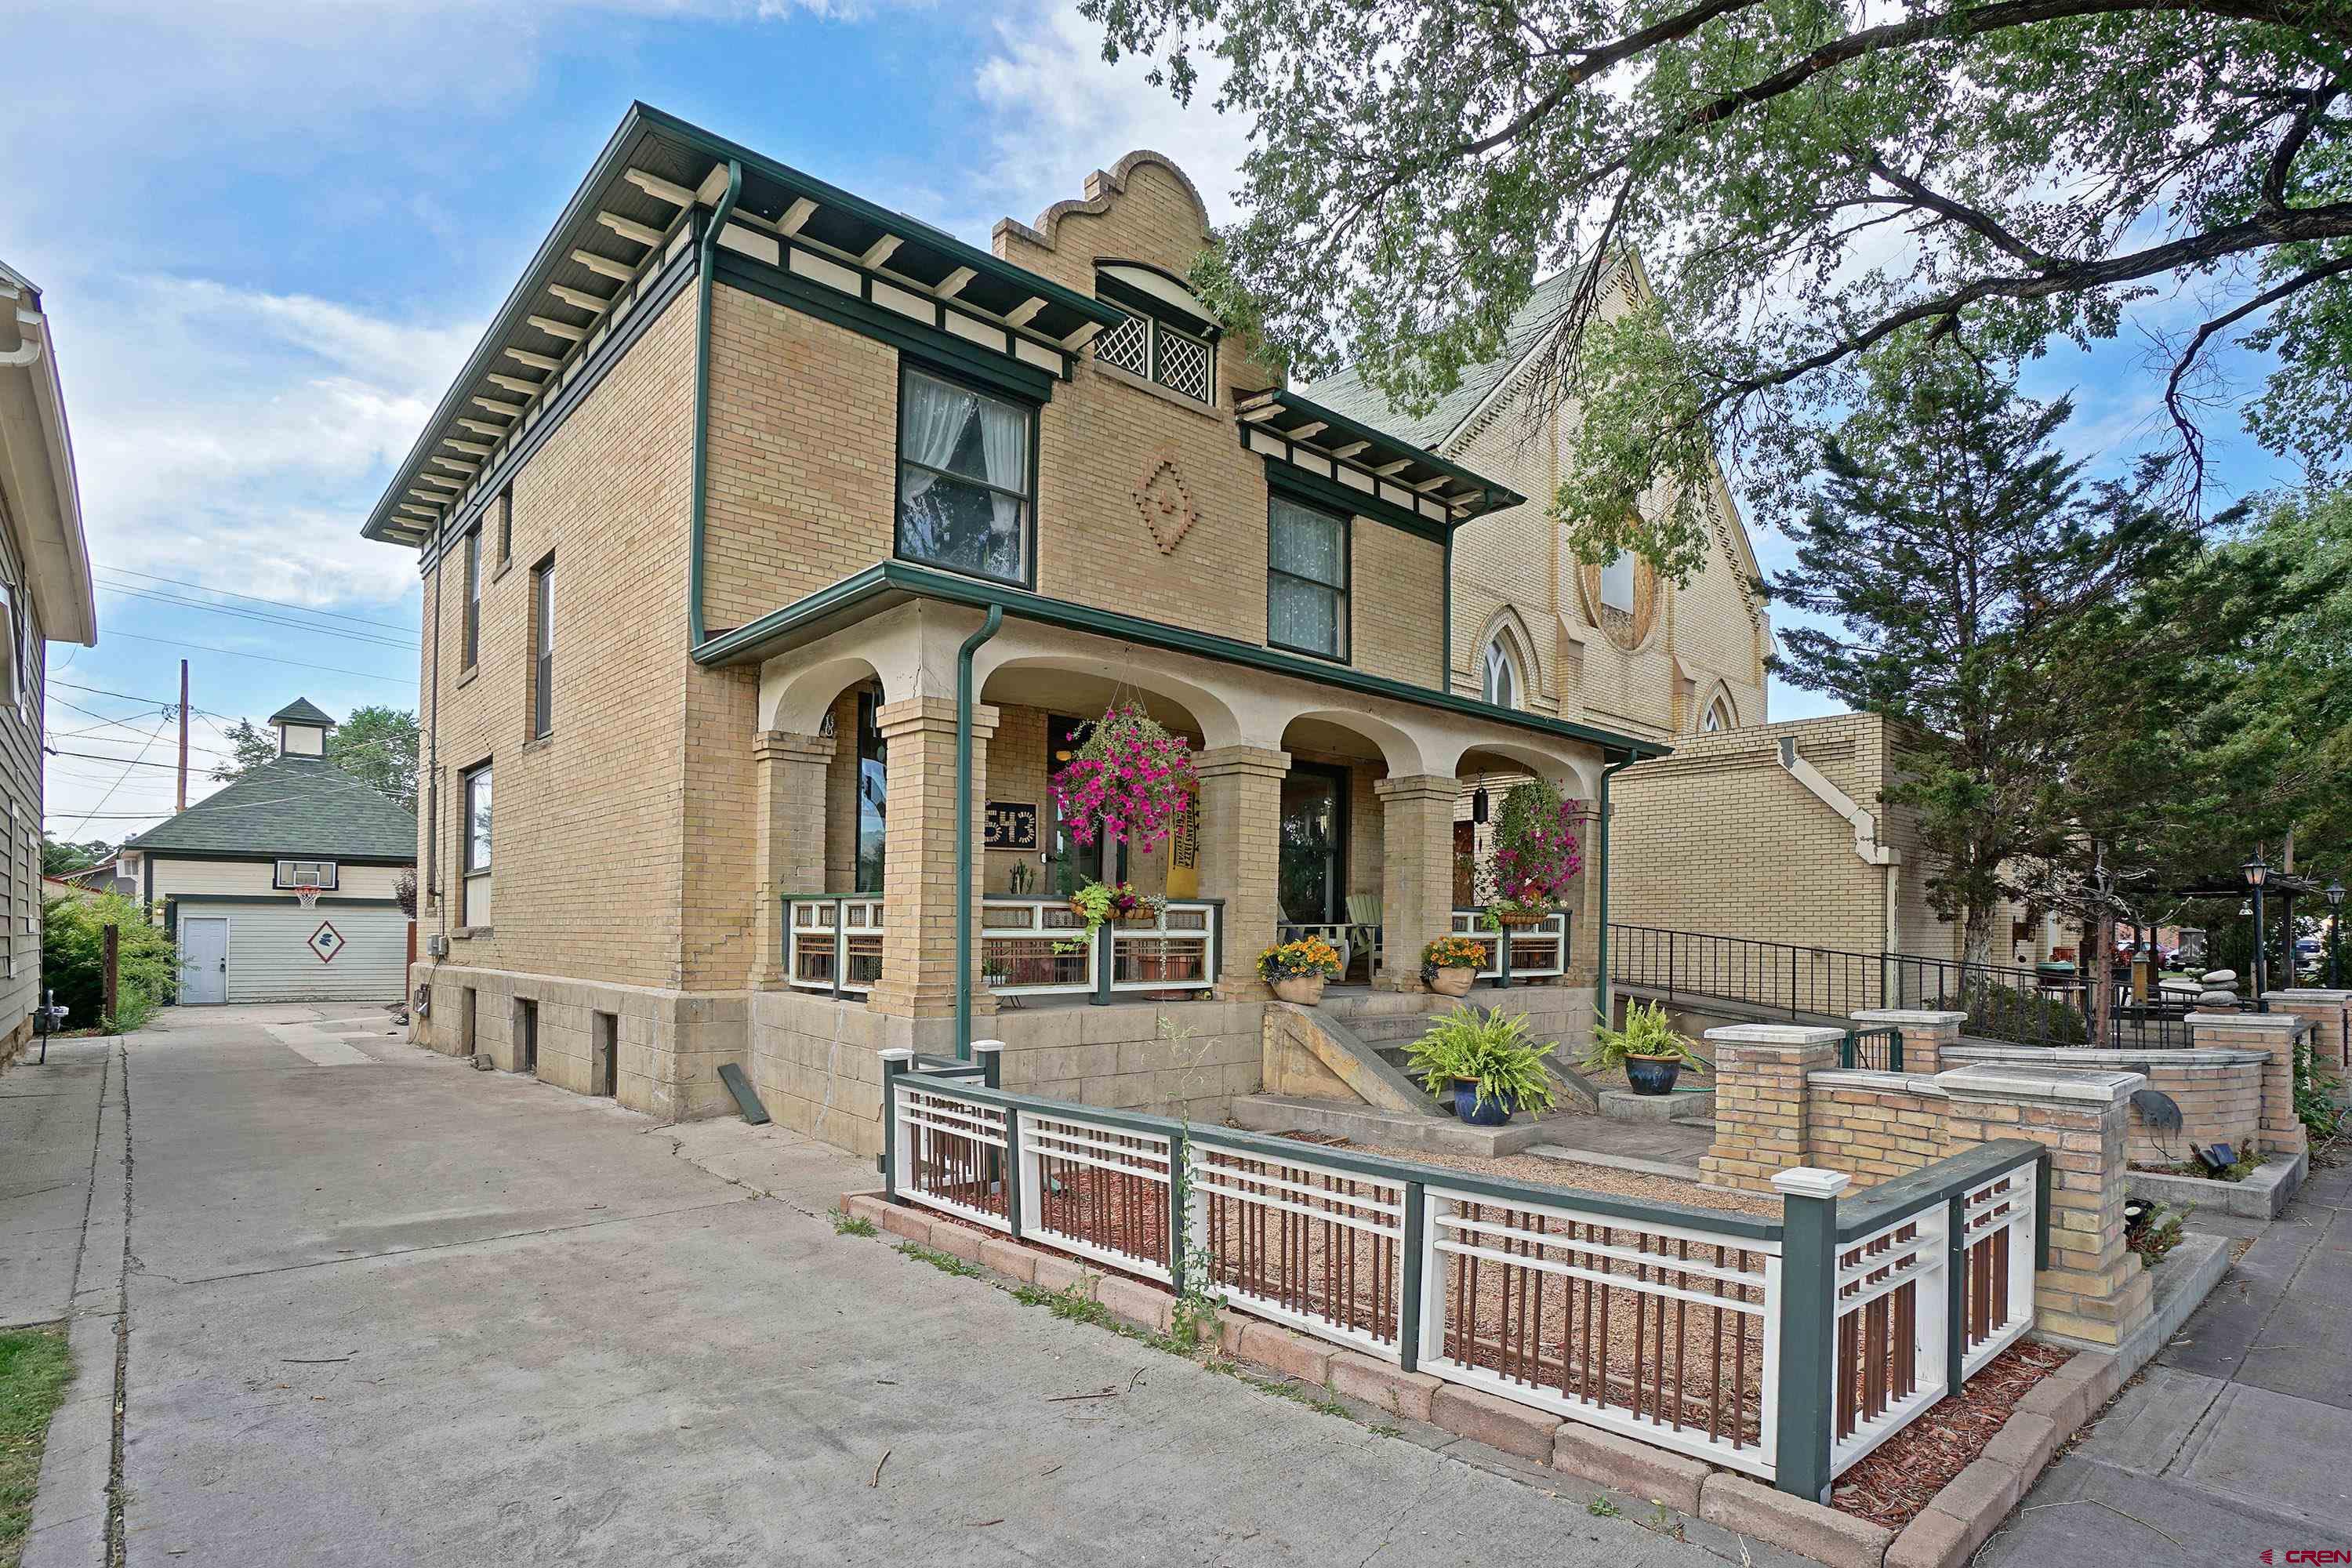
[1981,1154,2352,1567]
[5,1003,1781,1567]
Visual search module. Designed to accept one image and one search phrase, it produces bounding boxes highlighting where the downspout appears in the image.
[954,605,1005,1059]
[1441,532,1454,694]
[1595,754,1639,1025]
[686,159,743,651]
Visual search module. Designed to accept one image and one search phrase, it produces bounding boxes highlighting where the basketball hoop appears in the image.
[296,886,321,911]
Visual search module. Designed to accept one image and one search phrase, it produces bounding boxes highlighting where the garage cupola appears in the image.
[271,698,336,758]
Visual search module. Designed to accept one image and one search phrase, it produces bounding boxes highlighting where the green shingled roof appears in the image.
[124,757,416,861]
[269,697,336,728]
[1298,270,1584,452]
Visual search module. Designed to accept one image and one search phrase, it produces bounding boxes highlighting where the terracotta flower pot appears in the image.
[1429,966,1475,997]
[1272,975,1327,1005]
[1490,907,1548,929]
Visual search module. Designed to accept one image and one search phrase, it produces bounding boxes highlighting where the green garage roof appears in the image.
[125,758,416,862]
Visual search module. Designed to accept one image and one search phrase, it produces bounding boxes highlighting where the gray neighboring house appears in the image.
[1,260,99,1060]
[120,701,417,1004]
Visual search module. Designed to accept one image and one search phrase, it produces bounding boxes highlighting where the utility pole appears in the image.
[175,659,189,813]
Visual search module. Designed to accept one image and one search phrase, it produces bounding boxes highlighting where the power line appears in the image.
[51,680,236,717]
[88,629,416,686]
[97,567,418,635]
[57,713,172,837]
[45,698,238,764]
[96,583,419,652]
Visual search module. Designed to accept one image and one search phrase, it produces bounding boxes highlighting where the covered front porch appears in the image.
[742,593,1623,1030]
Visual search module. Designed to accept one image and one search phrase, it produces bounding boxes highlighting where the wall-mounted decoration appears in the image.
[1164,785,1200,898]
[1133,450,1198,555]
[985,801,1039,851]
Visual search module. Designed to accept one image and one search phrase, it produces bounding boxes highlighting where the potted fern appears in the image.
[1580,1000,1710,1095]
[1406,1006,1558,1125]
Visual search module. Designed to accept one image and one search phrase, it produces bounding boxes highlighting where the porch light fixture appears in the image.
[1472,786,1490,825]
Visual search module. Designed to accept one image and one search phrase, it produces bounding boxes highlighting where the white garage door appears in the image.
[200,903,411,1004]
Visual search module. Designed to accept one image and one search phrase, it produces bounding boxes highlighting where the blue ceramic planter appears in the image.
[1624,1056,1682,1096]
[1454,1085,1514,1125]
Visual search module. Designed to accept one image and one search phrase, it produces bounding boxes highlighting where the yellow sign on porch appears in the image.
[1165,784,1200,898]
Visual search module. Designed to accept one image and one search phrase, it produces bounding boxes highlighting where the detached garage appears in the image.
[118,699,417,1005]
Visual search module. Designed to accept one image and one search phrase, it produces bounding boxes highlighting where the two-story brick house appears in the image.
[366,104,1777,1152]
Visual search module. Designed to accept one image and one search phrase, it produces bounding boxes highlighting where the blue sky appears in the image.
[5,0,2303,840]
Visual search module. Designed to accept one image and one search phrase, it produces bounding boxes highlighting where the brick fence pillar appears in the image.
[2190,1010,2310,1158]
[751,730,836,989]
[1374,774,1461,993]
[1846,1008,1966,1076]
[1196,746,1290,1002]
[867,698,997,1020]
[2267,989,2351,1080]
[1698,1024,1846,1192]
[1940,1062,2150,1348]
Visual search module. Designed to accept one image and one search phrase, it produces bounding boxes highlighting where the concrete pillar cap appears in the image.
[1771,1167,1852,1200]
[1936,1062,2142,1104]
[1702,1023,1846,1047]
[1847,1009,1969,1027]
[972,1040,1004,1054]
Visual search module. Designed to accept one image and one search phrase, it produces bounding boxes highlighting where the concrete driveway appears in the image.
[5,1004,1769,1567]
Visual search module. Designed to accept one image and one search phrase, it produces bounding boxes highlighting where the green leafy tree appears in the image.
[40,892,176,1032]
[1769,337,2250,975]
[211,706,419,812]
[41,837,111,877]
[1087,0,2352,577]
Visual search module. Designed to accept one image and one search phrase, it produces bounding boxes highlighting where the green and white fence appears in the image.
[880,1047,2045,1501]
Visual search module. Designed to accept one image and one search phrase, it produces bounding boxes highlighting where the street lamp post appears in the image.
[2328,880,2346,990]
[2244,854,2272,1007]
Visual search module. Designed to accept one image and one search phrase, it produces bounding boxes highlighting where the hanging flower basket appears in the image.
[1049,702,1196,855]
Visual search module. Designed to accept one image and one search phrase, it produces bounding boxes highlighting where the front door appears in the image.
[180,916,228,1004]
[1279,764,1348,927]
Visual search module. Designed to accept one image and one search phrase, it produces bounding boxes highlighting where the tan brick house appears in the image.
[364,104,1783,1150]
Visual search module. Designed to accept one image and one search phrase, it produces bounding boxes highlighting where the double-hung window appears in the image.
[1267,496,1349,660]
[461,764,492,927]
[531,557,554,739]
[461,526,483,669]
[895,367,1033,587]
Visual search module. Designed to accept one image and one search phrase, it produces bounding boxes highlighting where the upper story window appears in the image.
[462,525,483,669]
[1481,633,1522,709]
[1268,495,1349,661]
[1091,263,1219,406]
[1599,551,1636,614]
[463,764,493,873]
[531,556,555,739]
[274,860,339,890]
[1701,695,1733,732]
[896,365,1033,588]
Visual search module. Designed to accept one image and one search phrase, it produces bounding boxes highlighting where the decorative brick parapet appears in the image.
[1194,746,1290,1002]
[2188,1010,2310,1157]
[1698,1024,1846,1192]
[1373,774,1461,993]
[1939,1062,2149,1348]
[1847,1008,1968,1076]
[1944,1044,2265,1165]
[2267,988,2352,1076]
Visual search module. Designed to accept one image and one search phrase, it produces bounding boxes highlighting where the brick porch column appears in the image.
[2190,1010,2310,1158]
[866,698,998,1020]
[1196,745,1289,1002]
[1846,1008,1967,1076]
[751,730,835,989]
[1374,774,1460,992]
[1697,1024,1845,1192]
[2268,989,2351,1078]
[1938,1062,2150,1348]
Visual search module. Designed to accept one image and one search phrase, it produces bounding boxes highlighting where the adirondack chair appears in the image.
[1345,893,1384,980]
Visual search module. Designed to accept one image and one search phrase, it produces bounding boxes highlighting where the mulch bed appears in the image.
[1830,1338,2072,1530]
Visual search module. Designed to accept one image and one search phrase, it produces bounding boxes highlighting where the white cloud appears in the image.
[969,2,1251,241]
[57,274,478,606]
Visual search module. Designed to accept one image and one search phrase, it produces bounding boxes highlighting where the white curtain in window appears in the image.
[898,372,971,504]
[1599,550,1635,612]
[977,394,1029,547]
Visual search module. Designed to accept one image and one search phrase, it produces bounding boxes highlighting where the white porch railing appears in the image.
[784,895,885,997]
[981,896,1221,1000]
[1449,909,1570,981]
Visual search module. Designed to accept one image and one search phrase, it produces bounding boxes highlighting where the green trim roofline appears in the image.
[692,561,1671,762]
